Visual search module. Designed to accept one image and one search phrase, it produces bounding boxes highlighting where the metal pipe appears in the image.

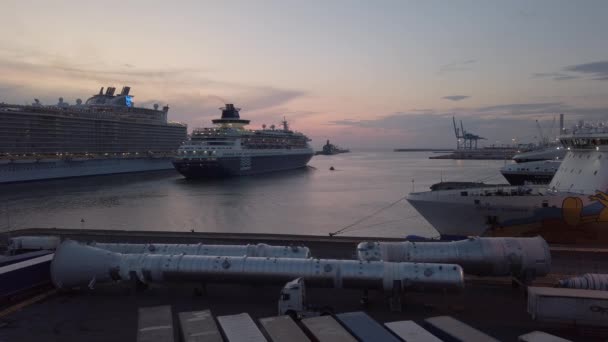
[50,240,464,292]
[7,236,310,259]
[356,236,551,279]
[89,242,311,259]
[559,274,608,291]
[8,236,61,253]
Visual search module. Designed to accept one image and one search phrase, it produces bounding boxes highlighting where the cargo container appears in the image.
[423,316,499,342]
[335,311,400,342]
[527,286,608,327]
[301,315,357,342]
[384,320,442,342]
[518,331,572,342]
[259,315,310,342]
[137,305,174,342]
[178,310,222,342]
[217,313,267,342]
[8,236,60,253]
[0,252,53,299]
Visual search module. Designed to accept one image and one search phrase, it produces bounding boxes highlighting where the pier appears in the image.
[1,228,607,341]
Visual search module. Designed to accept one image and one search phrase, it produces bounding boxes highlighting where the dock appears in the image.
[1,228,607,341]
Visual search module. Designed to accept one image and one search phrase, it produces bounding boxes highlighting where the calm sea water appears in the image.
[0,152,510,238]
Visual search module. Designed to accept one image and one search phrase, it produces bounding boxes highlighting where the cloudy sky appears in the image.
[1,0,607,149]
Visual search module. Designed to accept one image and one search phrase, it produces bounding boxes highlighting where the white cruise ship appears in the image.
[172,104,313,178]
[0,87,187,183]
[407,121,608,244]
[499,160,561,185]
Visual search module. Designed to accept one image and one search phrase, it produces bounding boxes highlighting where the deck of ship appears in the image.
[1,228,607,341]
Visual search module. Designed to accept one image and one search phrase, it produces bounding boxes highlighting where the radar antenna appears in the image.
[282,117,289,131]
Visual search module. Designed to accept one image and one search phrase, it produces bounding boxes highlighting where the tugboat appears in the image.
[172,104,314,178]
[315,140,350,155]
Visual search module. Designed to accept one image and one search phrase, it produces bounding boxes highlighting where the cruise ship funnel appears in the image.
[51,241,464,292]
[356,236,551,279]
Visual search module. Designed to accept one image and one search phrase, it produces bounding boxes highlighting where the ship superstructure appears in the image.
[407,121,608,244]
[0,86,187,183]
[499,160,561,185]
[172,104,313,178]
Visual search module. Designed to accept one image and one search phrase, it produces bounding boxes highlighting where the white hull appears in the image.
[408,194,533,236]
[0,158,175,183]
[407,186,556,236]
[408,187,608,243]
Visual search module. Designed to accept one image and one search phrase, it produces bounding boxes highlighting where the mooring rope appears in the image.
[329,196,408,236]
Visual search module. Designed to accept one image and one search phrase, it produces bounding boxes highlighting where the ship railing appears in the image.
[0,151,177,161]
[411,184,542,197]
[0,104,177,124]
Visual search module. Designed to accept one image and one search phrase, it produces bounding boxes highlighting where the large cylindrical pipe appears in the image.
[8,236,61,253]
[559,274,608,291]
[89,242,311,259]
[51,241,464,293]
[356,236,551,278]
[7,236,310,259]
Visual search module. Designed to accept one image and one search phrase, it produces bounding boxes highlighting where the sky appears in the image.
[1,0,608,149]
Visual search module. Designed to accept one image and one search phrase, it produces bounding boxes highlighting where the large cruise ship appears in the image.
[172,104,314,178]
[0,86,187,183]
[407,121,608,244]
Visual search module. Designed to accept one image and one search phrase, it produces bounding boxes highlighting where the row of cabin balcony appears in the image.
[0,151,174,159]
[179,150,218,156]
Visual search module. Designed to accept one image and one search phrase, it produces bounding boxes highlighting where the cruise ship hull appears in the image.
[0,158,175,184]
[407,188,608,244]
[172,152,313,178]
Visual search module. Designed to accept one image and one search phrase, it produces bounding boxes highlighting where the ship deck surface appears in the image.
[1,228,607,342]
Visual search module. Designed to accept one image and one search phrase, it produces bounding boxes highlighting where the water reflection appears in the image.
[0,153,505,237]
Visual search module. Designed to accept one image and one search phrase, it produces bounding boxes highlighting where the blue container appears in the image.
[336,311,400,342]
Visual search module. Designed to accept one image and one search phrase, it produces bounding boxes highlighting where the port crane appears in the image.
[453,116,485,149]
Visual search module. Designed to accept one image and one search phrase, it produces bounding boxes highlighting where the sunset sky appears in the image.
[2,0,608,149]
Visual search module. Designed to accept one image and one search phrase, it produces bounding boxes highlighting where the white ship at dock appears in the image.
[0,86,187,183]
[408,121,608,244]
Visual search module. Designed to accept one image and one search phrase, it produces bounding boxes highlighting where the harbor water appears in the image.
[0,152,510,238]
